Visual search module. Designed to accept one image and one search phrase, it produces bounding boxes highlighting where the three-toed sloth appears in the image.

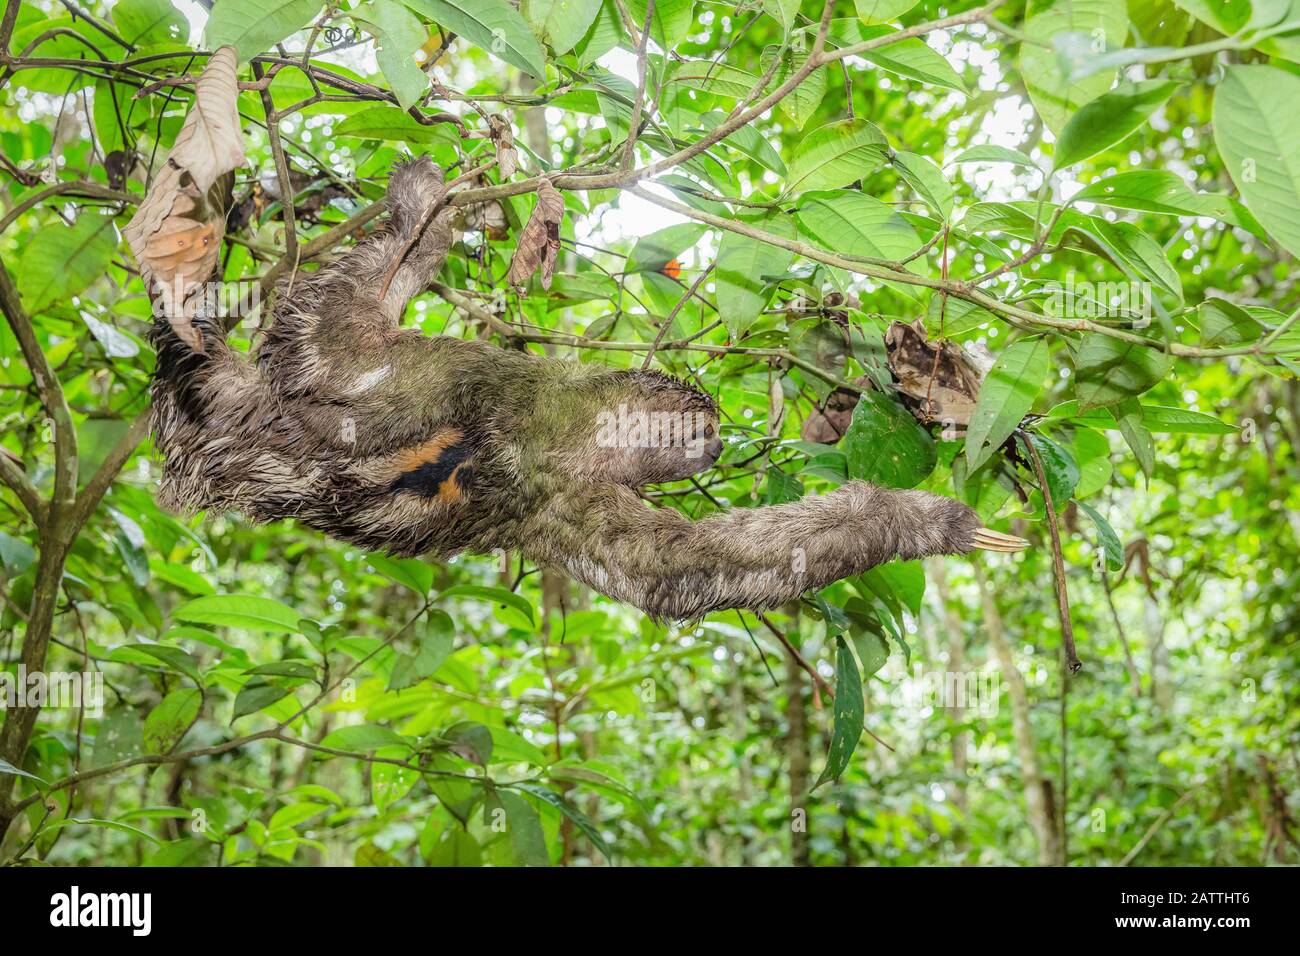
[150,158,1025,620]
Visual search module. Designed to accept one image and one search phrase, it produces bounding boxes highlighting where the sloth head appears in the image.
[547,368,722,486]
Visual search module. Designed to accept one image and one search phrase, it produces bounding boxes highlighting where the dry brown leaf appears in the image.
[800,378,871,444]
[884,319,988,430]
[506,178,563,290]
[124,45,246,352]
[488,114,519,179]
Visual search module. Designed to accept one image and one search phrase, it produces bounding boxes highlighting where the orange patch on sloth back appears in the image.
[385,427,474,502]
[389,428,463,474]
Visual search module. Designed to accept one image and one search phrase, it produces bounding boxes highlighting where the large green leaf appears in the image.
[404,0,547,77]
[17,212,118,313]
[786,118,887,195]
[143,689,202,755]
[1053,80,1179,168]
[174,594,303,634]
[823,21,967,94]
[522,0,603,55]
[1213,64,1300,258]
[763,46,825,131]
[204,0,324,59]
[814,636,865,789]
[113,0,188,44]
[893,151,954,220]
[714,212,796,338]
[965,337,1050,471]
[842,390,937,488]
[334,105,461,144]
[1072,334,1173,411]
[1019,0,1129,134]
[796,190,920,260]
[1072,170,1263,236]
[855,0,920,21]
[625,0,695,50]
[356,0,428,109]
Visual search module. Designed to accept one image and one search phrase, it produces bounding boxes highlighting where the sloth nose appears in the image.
[704,436,724,462]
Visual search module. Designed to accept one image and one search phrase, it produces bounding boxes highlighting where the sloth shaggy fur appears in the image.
[150,158,986,619]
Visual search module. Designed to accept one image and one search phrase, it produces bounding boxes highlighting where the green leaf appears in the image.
[424,828,482,865]
[269,801,329,830]
[388,609,455,690]
[1024,432,1078,507]
[17,212,118,313]
[113,0,188,44]
[0,530,36,574]
[893,150,954,220]
[440,584,535,626]
[231,678,293,721]
[367,553,434,594]
[624,223,705,272]
[515,784,613,862]
[1198,297,1261,349]
[820,21,967,93]
[1019,0,1129,134]
[951,145,1039,168]
[321,724,412,751]
[0,758,45,783]
[204,0,324,60]
[492,791,550,866]
[356,0,429,110]
[1114,398,1155,479]
[786,118,887,195]
[41,817,161,845]
[442,720,493,765]
[1072,334,1173,411]
[797,190,920,261]
[1062,216,1182,303]
[966,337,1050,471]
[522,0,603,55]
[143,689,202,754]
[1072,170,1263,235]
[704,111,786,175]
[132,643,204,685]
[1053,80,1179,168]
[1076,499,1123,571]
[763,46,825,131]
[403,0,547,78]
[334,106,460,144]
[626,0,695,50]
[855,0,919,21]
[815,636,865,789]
[175,594,302,634]
[1213,64,1300,259]
[842,390,937,488]
[1044,401,1235,435]
[715,211,796,338]
[763,0,801,32]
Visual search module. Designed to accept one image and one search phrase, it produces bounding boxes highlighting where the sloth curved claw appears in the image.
[970,527,1030,553]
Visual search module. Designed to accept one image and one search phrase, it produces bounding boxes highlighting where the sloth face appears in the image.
[584,370,723,486]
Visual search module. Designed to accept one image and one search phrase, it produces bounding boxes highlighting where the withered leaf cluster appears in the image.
[506,178,563,290]
[884,319,990,431]
[123,45,245,352]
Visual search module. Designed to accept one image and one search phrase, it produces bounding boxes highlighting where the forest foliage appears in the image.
[0,0,1298,866]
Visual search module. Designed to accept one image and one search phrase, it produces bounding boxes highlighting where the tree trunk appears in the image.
[783,606,811,867]
[975,564,1061,866]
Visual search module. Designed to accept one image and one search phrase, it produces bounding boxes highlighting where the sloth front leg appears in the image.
[519,481,1025,619]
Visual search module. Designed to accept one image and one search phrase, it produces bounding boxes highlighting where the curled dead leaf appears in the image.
[506,178,563,290]
[123,45,246,352]
[488,114,519,179]
[884,319,990,430]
